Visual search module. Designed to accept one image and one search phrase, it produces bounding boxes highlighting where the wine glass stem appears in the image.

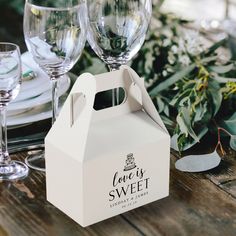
[108,64,121,106]
[0,107,9,163]
[51,78,59,125]
[225,0,229,19]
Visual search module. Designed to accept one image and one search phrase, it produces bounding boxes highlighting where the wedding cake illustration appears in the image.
[124,153,136,171]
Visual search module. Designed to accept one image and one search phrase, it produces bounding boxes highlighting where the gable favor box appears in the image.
[45,66,170,227]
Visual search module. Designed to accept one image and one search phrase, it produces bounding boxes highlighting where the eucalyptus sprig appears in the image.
[131,12,236,152]
[71,10,236,153]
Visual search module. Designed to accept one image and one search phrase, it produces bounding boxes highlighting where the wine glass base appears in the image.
[0,161,29,181]
[25,150,45,172]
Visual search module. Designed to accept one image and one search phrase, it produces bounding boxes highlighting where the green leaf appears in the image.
[161,115,176,134]
[177,134,188,152]
[209,64,234,74]
[194,103,207,122]
[175,150,221,172]
[164,105,170,116]
[214,76,236,83]
[177,107,200,142]
[201,56,218,64]
[222,112,236,135]
[230,135,236,151]
[172,126,208,151]
[156,97,165,113]
[179,96,190,106]
[202,39,226,56]
[162,115,176,127]
[211,91,222,116]
[170,89,191,106]
[176,114,189,137]
[208,81,222,116]
[149,64,195,97]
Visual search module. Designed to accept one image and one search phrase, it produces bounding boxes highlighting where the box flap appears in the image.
[46,73,96,161]
[46,66,168,162]
[122,66,169,134]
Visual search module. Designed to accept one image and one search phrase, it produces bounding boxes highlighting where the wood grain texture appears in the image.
[204,147,236,197]
[122,153,236,236]
[1,151,236,236]
[0,154,141,236]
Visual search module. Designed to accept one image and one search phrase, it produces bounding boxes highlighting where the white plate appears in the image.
[8,123,33,130]
[8,75,70,111]
[7,96,67,127]
[7,108,31,117]
[14,52,52,102]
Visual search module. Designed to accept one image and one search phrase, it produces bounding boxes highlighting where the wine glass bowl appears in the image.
[23,0,87,171]
[87,0,152,106]
[87,0,152,68]
[24,1,87,78]
[0,45,21,105]
[0,42,29,180]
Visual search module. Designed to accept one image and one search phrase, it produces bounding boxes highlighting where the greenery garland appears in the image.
[131,12,236,153]
[75,12,236,153]
[3,1,236,153]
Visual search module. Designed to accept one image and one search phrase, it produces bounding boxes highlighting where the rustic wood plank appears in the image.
[122,153,236,236]
[172,143,236,198]
[206,154,236,198]
[219,179,236,198]
[1,142,235,236]
[0,153,142,236]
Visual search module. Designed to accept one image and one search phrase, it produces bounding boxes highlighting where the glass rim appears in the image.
[25,0,82,11]
[0,42,20,49]
[0,42,21,55]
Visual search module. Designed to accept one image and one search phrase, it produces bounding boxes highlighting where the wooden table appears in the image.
[0,147,235,236]
[0,4,236,236]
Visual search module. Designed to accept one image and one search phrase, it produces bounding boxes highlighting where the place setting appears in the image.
[7,52,71,127]
[5,51,74,165]
[0,0,236,233]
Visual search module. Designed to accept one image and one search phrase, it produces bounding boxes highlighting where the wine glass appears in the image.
[23,0,87,171]
[0,43,29,180]
[87,0,152,105]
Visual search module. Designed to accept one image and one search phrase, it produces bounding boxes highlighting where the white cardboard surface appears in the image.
[45,66,170,227]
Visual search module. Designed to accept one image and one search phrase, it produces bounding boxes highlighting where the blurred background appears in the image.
[1,0,236,152]
[161,0,236,20]
[1,0,236,55]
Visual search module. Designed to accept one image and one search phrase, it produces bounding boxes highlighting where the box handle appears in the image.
[91,68,143,121]
[68,73,96,128]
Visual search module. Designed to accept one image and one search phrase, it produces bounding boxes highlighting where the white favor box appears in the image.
[45,66,170,227]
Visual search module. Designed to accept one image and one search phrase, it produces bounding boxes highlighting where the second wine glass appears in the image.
[23,0,87,171]
[87,0,152,105]
[0,43,29,180]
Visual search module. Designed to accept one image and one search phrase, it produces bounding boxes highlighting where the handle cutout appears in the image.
[93,87,126,111]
